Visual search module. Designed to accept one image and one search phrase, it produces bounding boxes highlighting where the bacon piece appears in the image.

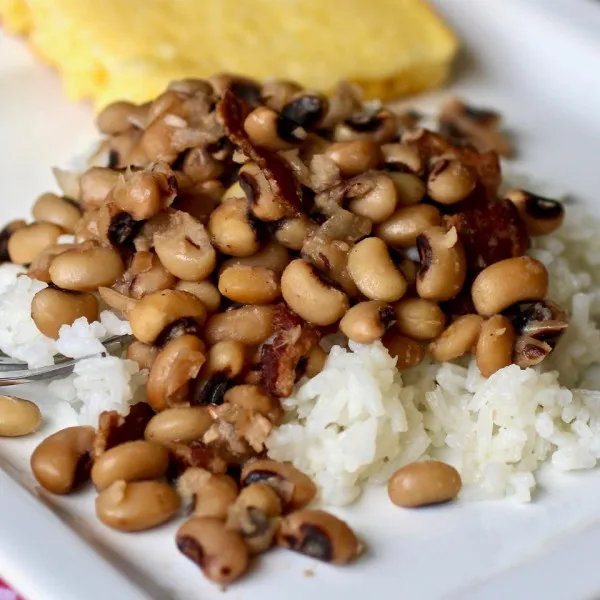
[166,440,228,476]
[261,304,321,398]
[446,199,529,276]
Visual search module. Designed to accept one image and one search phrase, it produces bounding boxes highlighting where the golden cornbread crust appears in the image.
[0,0,458,109]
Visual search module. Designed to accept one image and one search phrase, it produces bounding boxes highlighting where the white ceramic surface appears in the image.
[1,1,600,599]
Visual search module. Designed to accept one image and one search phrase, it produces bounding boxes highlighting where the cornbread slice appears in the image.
[1,0,458,109]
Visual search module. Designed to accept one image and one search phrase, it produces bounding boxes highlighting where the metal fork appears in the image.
[0,334,133,386]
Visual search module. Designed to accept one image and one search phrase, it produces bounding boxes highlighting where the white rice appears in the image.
[267,204,600,505]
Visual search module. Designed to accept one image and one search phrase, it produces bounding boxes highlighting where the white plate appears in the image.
[1,1,600,598]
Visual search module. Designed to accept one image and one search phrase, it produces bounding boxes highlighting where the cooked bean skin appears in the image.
[218,265,281,305]
[144,406,213,444]
[428,314,483,362]
[204,305,275,346]
[388,461,462,507]
[91,440,170,490]
[393,297,446,341]
[31,287,99,339]
[96,480,180,532]
[475,315,516,377]
[471,257,549,316]
[277,509,362,565]
[505,189,565,236]
[0,395,42,437]
[339,300,396,343]
[30,426,95,494]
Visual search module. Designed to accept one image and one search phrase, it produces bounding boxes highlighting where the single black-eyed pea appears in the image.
[514,335,553,368]
[428,314,484,362]
[416,226,466,302]
[381,142,424,174]
[345,172,398,223]
[333,109,399,144]
[505,189,565,236]
[27,243,78,283]
[375,204,442,248]
[347,237,407,302]
[218,265,281,305]
[8,222,64,265]
[381,332,425,369]
[0,395,41,437]
[0,219,26,262]
[144,406,213,445]
[388,172,426,205]
[397,257,420,289]
[324,140,381,177]
[96,480,180,532]
[91,440,170,490]
[208,197,261,257]
[219,240,290,275]
[238,161,287,222]
[393,297,446,341]
[175,280,221,314]
[32,193,82,233]
[204,341,247,379]
[146,334,206,412]
[30,426,95,494]
[118,251,176,299]
[277,509,362,565]
[240,458,316,511]
[205,305,276,346]
[182,146,224,183]
[475,315,516,378]
[261,79,303,112]
[96,100,148,135]
[388,461,462,507]
[49,245,124,291]
[303,344,327,378]
[244,106,299,150]
[281,259,349,326]
[427,158,476,205]
[177,467,238,519]
[127,341,159,371]
[154,212,216,281]
[127,289,207,345]
[78,167,121,210]
[339,301,396,344]
[223,384,283,425]
[226,483,282,554]
[273,215,318,251]
[31,287,100,339]
[176,517,249,584]
[280,91,329,131]
[471,256,549,317]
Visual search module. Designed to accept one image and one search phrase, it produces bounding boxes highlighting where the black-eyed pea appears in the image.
[427,158,476,205]
[281,259,349,326]
[182,146,224,183]
[345,172,398,223]
[31,287,100,339]
[175,280,221,314]
[381,332,425,369]
[204,341,247,379]
[0,219,26,261]
[177,468,238,519]
[339,301,396,344]
[416,226,466,302]
[218,265,280,305]
[49,245,124,291]
[324,140,381,177]
[428,314,484,362]
[347,237,407,302]
[388,172,426,205]
[122,252,176,299]
[393,297,446,341]
[279,91,329,132]
[8,222,64,265]
[208,197,261,257]
[219,240,290,275]
[505,189,565,236]
[96,480,180,532]
[176,517,249,584]
[96,100,148,135]
[154,212,216,281]
[240,459,316,511]
[475,315,516,377]
[78,167,120,210]
[127,289,207,345]
[32,193,82,233]
[471,257,549,317]
[397,257,419,289]
[127,341,159,370]
[146,334,206,412]
[0,395,41,437]
[238,161,287,222]
[244,106,299,150]
[30,426,95,494]
[261,79,303,112]
[387,461,462,507]
[144,406,213,445]
[375,204,441,248]
[277,509,362,565]
[205,305,275,346]
[333,109,399,144]
[91,440,170,490]
[381,142,424,174]
[303,345,327,378]
[226,483,282,554]
[273,215,318,251]
[224,384,283,424]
